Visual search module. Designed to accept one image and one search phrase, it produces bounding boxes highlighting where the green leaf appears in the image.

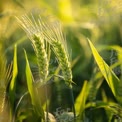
[101,90,114,122]
[9,44,18,107]
[88,39,122,103]
[75,80,89,120]
[24,50,44,120]
[90,101,122,118]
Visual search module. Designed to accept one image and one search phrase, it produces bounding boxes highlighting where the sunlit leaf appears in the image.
[9,44,18,107]
[75,80,89,120]
[88,101,122,119]
[24,50,44,120]
[88,39,122,103]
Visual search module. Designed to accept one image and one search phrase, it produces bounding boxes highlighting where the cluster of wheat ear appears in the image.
[17,14,73,87]
[17,15,49,83]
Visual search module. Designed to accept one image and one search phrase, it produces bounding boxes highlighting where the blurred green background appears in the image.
[0,0,122,121]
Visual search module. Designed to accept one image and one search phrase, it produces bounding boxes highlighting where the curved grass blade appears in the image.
[87,101,122,119]
[101,90,114,122]
[88,39,122,103]
[8,45,18,121]
[9,44,18,109]
[24,50,44,120]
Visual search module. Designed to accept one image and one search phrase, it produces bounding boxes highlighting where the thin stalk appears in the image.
[44,84,49,122]
[69,86,76,122]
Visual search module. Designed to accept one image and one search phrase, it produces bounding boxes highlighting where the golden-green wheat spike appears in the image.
[52,41,72,83]
[17,14,49,82]
[33,34,49,80]
[39,18,73,86]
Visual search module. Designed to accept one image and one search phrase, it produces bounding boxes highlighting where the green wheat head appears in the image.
[17,15,49,82]
[40,18,73,87]
[17,14,73,87]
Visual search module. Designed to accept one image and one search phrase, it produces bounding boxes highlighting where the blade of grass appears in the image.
[71,55,81,68]
[101,90,114,122]
[86,101,122,118]
[75,80,89,121]
[9,45,18,122]
[9,45,18,105]
[24,49,44,120]
[88,39,122,103]
[13,91,28,122]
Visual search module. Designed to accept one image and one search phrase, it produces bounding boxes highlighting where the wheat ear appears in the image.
[40,18,73,87]
[17,15,49,82]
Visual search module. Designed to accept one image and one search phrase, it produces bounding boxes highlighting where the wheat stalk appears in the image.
[17,15,49,82]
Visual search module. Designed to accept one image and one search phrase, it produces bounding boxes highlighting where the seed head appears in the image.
[39,17,73,86]
[17,14,49,82]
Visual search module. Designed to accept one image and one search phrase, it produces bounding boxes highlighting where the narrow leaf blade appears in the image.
[88,39,120,100]
[75,80,89,120]
[9,45,18,106]
[24,50,44,119]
